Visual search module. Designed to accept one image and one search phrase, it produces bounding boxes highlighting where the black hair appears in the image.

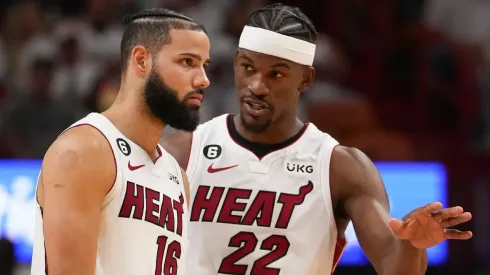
[120,8,206,73]
[246,3,318,43]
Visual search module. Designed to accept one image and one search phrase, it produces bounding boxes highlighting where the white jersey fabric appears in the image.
[31,113,188,275]
[185,114,345,275]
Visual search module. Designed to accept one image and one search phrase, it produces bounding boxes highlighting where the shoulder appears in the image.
[41,125,116,194]
[330,146,380,186]
[49,124,115,158]
[329,146,383,209]
[332,146,374,170]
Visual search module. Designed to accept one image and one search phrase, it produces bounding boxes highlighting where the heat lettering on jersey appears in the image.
[118,181,185,236]
[190,181,313,228]
[119,181,184,275]
[190,181,314,274]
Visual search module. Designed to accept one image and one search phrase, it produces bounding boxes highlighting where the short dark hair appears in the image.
[120,8,206,74]
[246,3,318,43]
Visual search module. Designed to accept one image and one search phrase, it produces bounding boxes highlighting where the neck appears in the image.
[234,113,304,144]
[102,89,165,161]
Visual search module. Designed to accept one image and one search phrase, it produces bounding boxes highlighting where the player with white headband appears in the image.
[163,3,473,274]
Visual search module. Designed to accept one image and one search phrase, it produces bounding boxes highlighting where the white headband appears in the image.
[238,26,316,66]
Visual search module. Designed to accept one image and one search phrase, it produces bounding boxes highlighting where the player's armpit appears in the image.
[161,132,192,169]
[331,146,427,275]
[181,167,190,207]
[39,125,116,275]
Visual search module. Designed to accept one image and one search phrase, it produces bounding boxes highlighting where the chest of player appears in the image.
[190,142,326,231]
[122,157,182,197]
[115,154,185,234]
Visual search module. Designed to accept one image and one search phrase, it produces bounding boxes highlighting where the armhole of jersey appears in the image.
[101,136,121,208]
[186,131,201,183]
[74,123,121,208]
[319,137,339,221]
[318,138,347,273]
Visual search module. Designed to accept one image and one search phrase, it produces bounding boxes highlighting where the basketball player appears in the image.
[162,4,473,275]
[31,8,210,275]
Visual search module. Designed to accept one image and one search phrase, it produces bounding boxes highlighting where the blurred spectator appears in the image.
[51,33,102,101]
[424,0,490,59]
[424,0,490,150]
[0,58,84,158]
[3,1,55,92]
[52,0,124,64]
[307,39,414,161]
[77,0,123,60]
[85,61,121,113]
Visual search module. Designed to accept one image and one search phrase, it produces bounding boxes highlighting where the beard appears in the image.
[143,69,202,131]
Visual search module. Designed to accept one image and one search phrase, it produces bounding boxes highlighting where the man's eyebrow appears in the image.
[237,54,254,64]
[271,62,291,69]
[179,53,211,64]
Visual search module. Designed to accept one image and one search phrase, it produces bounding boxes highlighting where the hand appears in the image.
[387,202,473,249]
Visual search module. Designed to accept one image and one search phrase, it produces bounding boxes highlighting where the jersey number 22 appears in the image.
[218,232,290,275]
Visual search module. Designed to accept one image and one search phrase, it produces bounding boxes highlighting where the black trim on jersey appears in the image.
[227,115,308,159]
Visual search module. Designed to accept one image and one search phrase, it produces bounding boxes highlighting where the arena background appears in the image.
[0,0,488,274]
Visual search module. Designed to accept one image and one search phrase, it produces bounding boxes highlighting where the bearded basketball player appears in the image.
[162,4,473,275]
[31,8,210,275]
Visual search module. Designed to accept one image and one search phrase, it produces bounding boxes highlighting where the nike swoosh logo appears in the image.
[128,161,145,171]
[207,164,238,173]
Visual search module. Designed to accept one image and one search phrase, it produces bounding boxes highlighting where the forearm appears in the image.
[382,240,427,275]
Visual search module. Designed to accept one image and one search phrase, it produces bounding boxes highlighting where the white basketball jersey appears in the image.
[31,113,188,275]
[185,114,345,275]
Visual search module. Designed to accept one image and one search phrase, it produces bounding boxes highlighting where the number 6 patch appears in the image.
[116,138,131,156]
[203,144,222,160]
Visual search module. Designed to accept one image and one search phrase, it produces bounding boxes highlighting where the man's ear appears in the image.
[299,66,315,92]
[130,46,151,78]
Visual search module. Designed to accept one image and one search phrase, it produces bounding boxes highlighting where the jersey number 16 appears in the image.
[155,236,181,275]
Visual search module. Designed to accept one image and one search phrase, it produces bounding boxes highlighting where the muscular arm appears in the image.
[331,146,427,275]
[38,126,116,275]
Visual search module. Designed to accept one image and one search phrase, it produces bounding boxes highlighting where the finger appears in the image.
[444,229,473,240]
[423,202,444,215]
[387,218,405,235]
[439,212,472,227]
[431,206,464,221]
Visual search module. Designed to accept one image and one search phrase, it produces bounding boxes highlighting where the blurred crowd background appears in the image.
[0,0,489,274]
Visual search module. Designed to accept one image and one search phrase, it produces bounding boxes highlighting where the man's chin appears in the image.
[171,122,199,132]
[184,103,201,111]
[169,114,200,132]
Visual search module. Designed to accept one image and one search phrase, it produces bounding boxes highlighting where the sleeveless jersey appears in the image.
[185,114,346,275]
[31,113,188,275]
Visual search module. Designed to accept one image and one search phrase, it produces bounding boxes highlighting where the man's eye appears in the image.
[241,64,253,71]
[181,58,194,67]
[272,71,284,79]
